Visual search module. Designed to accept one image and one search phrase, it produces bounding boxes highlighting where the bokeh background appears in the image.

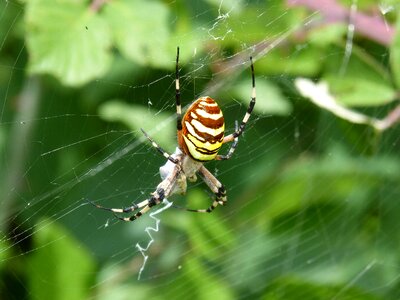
[1,0,400,299]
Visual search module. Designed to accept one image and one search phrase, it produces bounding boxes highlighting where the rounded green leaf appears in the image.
[233,77,292,116]
[25,0,112,86]
[104,0,171,68]
[324,46,396,107]
[326,77,396,107]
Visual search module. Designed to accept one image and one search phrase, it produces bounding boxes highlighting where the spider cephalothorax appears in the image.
[90,47,256,221]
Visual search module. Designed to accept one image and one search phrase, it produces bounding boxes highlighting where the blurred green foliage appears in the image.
[1,0,400,299]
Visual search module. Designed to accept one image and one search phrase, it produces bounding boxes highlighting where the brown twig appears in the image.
[378,103,400,131]
[296,78,400,132]
[287,0,395,46]
[89,0,108,12]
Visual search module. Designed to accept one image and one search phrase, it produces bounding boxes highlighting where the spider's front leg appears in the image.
[114,187,167,222]
[88,186,167,222]
[89,162,181,222]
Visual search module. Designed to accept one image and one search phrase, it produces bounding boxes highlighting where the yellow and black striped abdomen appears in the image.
[180,96,225,162]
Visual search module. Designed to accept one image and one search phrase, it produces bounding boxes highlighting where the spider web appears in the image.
[1,0,400,299]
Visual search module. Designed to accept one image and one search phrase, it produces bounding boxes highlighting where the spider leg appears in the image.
[223,56,256,143]
[176,47,182,133]
[87,198,147,213]
[185,165,227,213]
[113,187,166,222]
[89,162,180,222]
[216,121,239,160]
[141,128,178,164]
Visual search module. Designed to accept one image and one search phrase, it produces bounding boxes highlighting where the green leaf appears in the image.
[98,100,175,150]
[246,149,400,222]
[262,276,383,300]
[219,1,300,44]
[233,77,292,116]
[25,0,112,86]
[0,239,12,274]
[183,190,236,260]
[28,218,96,300]
[203,0,244,14]
[104,0,171,68]
[96,264,161,300]
[308,23,347,47]
[324,45,396,107]
[0,1,22,46]
[327,77,396,106]
[166,6,209,58]
[226,230,279,289]
[176,256,234,300]
[390,10,400,88]
[257,45,323,77]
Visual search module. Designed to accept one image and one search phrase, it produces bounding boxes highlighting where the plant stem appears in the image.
[0,76,41,233]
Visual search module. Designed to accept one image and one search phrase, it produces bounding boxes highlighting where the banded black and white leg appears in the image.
[222,56,256,148]
[140,128,178,164]
[114,187,167,222]
[185,165,227,213]
[88,164,180,221]
[175,46,182,133]
[88,188,165,221]
[216,120,239,160]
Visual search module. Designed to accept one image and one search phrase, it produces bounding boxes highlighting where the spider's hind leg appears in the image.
[184,165,227,213]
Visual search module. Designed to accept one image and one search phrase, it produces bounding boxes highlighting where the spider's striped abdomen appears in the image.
[180,96,225,162]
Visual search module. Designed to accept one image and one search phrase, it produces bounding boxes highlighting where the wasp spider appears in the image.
[90,47,256,222]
